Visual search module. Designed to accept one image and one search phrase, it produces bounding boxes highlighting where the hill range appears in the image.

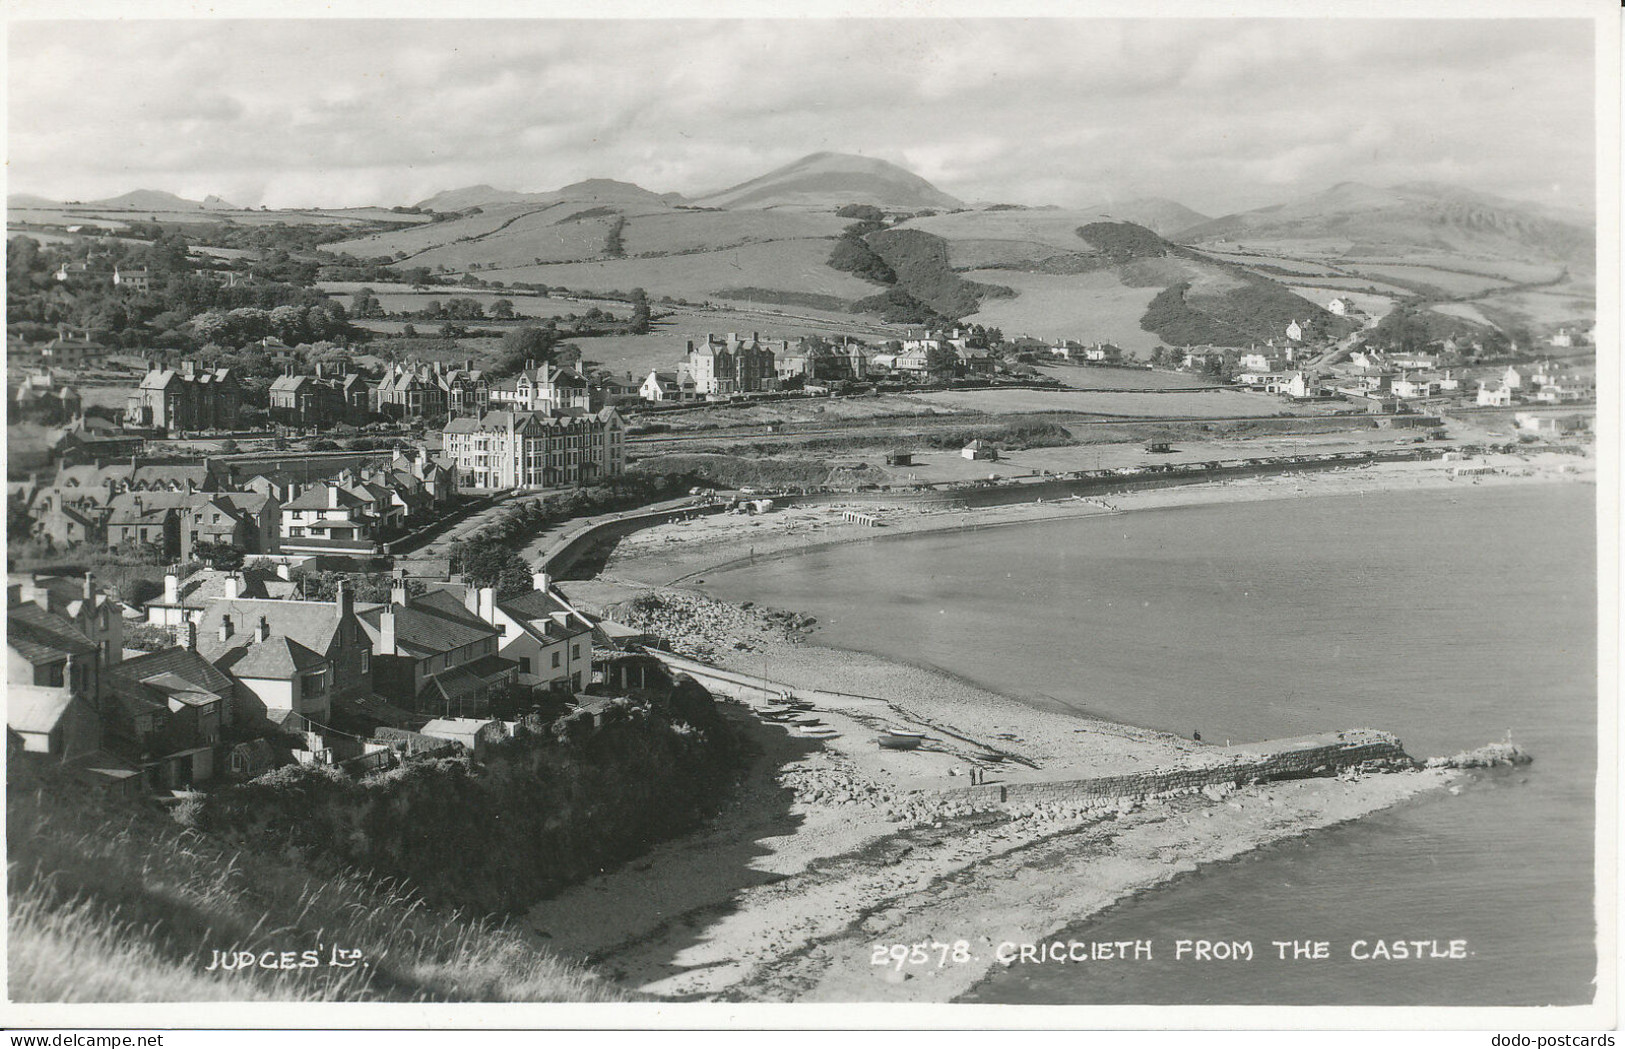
[9,152,1596,346]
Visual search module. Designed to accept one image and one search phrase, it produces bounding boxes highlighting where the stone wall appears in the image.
[939,729,1413,809]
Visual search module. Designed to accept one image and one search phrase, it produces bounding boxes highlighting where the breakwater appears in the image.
[939,729,1415,811]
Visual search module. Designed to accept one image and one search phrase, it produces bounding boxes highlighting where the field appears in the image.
[619,210,848,255]
[462,238,880,304]
[1034,364,1222,390]
[960,268,1164,350]
[326,203,550,260]
[1428,302,1499,329]
[1336,263,1516,297]
[909,387,1294,418]
[1341,255,1567,283]
[1196,249,1350,277]
[1473,286,1597,330]
[903,209,1116,254]
[7,229,151,248]
[1278,284,1397,320]
[398,208,632,273]
[8,205,426,229]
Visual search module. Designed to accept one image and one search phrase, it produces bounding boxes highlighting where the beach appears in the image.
[528,445,1590,1002]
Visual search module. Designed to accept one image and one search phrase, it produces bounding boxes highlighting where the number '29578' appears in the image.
[871,940,973,970]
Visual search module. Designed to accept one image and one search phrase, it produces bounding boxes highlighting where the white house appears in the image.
[1327,297,1353,316]
[1390,374,1441,400]
[463,574,594,694]
[641,369,698,403]
[1502,366,1525,390]
[1285,320,1305,343]
[1477,382,1514,407]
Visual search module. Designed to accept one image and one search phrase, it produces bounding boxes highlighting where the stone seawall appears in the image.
[940,729,1413,810]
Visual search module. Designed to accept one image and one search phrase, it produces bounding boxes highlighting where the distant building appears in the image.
[112,266,152,294]
[1286,320,1305,343]
[488,361,591,413]
[124,361,241,434]
[641,369,700,403]
[269,363,367,429]
[962,440,998,461]
[441,408,626,490]
[681,333,778,396]
[1477,381,1514,407]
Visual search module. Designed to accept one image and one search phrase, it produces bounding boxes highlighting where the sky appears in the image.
[5,16,1599,217]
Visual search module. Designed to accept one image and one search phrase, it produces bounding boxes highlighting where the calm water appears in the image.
[700,485,1598,1005]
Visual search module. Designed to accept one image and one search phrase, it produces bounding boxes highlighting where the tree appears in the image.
[496,326,562,374]
[351,287,383,318]
[924,342,959,380]
[451,539,534,596]
[491,298,515,321]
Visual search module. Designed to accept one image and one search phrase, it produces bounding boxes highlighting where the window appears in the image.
[360,650,369,673]
[551,652,561,669]
[571,644,580,660]
[519,657,531,674]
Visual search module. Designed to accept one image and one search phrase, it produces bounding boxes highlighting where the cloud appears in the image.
[6,17,1596,214]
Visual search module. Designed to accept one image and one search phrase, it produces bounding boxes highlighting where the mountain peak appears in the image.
[697,152,964,211]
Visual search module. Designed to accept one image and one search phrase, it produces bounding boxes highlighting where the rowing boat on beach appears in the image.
[877,728,927,750]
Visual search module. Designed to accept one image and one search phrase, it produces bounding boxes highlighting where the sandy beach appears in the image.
[590,447,1592,589]
[528,445,1589,1002]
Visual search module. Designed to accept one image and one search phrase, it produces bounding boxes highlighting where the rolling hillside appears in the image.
[1178,181,1594,269]
[87,189,237,211]
[1076,197,1211,238]
[695,152,965,211]
[416,178,671,213]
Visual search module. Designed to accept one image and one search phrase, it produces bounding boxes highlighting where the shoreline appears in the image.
[532,450,1586,1001]
[593,447,1591,590]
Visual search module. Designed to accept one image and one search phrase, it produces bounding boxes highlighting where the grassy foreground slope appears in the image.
[7,777,621,1003]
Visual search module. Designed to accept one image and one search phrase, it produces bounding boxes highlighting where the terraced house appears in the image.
[124,361,241,434]
[682,332,779,395]
[442,407,625,490]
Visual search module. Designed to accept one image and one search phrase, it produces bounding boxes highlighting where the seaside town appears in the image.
[3,15,1605,1017]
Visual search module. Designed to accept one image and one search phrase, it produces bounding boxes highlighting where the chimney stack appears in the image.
[82,572,94,600]
[219,616,233,642]
[163,571,179,605]
[183,619,198,651]
[224,574,240,601]
[336,578,353,620]
[478,586,495,624]
[379,609,396,654]
[532,571,551,593]
[256,616,270,643]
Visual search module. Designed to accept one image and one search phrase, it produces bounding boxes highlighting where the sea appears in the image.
[698,484,1600,1006]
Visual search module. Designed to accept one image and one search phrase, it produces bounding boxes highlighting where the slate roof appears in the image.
[284,484,363,511]
[7,603,98,663]
[196,598,346,660]
[110,645,237,700]
[213,635,326,679]
[357,599,498,656]
[106,491,194,525]
[7,686,77,735]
